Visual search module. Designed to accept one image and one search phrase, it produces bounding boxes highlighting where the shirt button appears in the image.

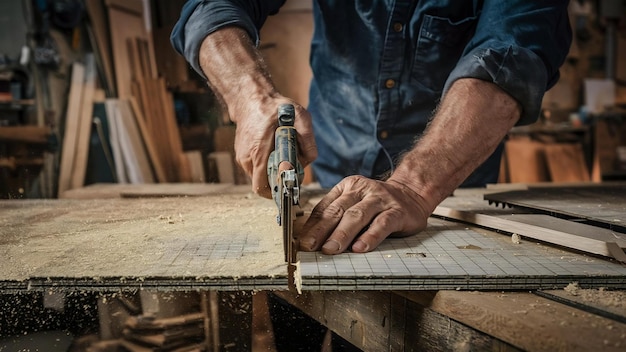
[385,79,395,89]
[393,22,403,32]
[379,130,389,139]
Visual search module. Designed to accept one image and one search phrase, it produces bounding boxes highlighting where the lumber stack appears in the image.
[58,0,196,198]
[106,0,191,183]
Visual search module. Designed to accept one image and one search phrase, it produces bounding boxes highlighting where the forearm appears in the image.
[389,78,521,211]
[198,27,278,123]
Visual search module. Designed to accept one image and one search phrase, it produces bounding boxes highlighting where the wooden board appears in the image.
[3,192,626,292]
[85,0,116,96]
[544,143,590,182]
[116,99,155,183]
[70,55,97,190]
[484,185,626,232]
[57,63,85,197]
[106,0,152,99]
[504,138,549,183]
[105,99,128,183]
[0,195,284,292]
[129,97,167,183]
[432,207,626,262]
[277,290,626,352]
[60,183,238,199]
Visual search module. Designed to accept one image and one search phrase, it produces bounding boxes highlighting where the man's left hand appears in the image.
[299,175,431,254]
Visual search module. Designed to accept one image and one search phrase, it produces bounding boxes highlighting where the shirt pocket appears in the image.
[410,14,477,99]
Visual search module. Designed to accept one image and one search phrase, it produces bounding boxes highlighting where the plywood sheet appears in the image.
[297,217,626,290]
[2,192,626,293]
[0,195,284,292]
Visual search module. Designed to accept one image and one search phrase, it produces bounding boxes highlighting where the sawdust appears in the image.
[564,282,626,310]
[0,194,285,282]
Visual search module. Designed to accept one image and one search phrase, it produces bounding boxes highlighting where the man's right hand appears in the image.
[199,27,316,198]
[233,96,316,198]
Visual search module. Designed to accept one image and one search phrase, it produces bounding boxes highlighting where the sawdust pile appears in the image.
[564,282,626,309]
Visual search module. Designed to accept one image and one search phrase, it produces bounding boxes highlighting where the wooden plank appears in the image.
[432,206,626,262]
[85,0,116,96]
[498,214,626,249]
[57,63,85,197]
[544,143,590,182]
[70,55,97,190]
[400,290,626,352]
[208,152,235,184]
[158,78,191,182]
[504,138,549,183]
[116,99,155,183]
[145,78,176,181]
[0,126,50,144]
[0,195,284,291]
[59,183,236,199]
[105,99,128,183]
[540,285,626,324]
[276,291,394,351]
[129,97,168,182]
[185,151,206,183]
[402,297,520,352]
[107,0,151,98]
[484,185,626,232]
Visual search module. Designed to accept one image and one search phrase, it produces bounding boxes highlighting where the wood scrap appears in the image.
[432,206,626,262]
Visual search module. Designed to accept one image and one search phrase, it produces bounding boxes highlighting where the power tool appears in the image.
[267,104,304,288]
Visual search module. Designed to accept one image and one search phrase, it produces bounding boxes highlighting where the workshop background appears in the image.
[0,0,625,199]
[0,0,626,351]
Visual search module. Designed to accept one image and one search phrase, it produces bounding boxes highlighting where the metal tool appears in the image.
[267,104,304,271]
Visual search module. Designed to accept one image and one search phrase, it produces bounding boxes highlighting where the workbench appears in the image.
[1,183,625,351]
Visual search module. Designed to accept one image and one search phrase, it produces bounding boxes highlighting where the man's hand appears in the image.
[199,27,317,198]
[233,97,316,198]
[299,175,431,254]
[299,78,521,255]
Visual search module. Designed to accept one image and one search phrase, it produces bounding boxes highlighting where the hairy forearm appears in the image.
[198,27,278,123]
[389,78,521,211]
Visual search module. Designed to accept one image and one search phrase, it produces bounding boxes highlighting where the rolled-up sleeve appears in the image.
[443,1,571,125]
[171,0,285,79]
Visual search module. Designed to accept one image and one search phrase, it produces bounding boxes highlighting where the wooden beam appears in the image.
[399,290,626,352]
[278,290,626,351]
[432,206,626,262]
[58,63,85,197]
[70,55,97,190]
[129,97,168,182]
[115,99,155,183]
[0,126,50,144]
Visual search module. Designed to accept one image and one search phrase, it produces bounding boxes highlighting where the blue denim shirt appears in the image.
[171,0,571,188]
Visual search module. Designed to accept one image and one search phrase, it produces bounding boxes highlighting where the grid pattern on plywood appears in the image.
[297,218,626,290]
